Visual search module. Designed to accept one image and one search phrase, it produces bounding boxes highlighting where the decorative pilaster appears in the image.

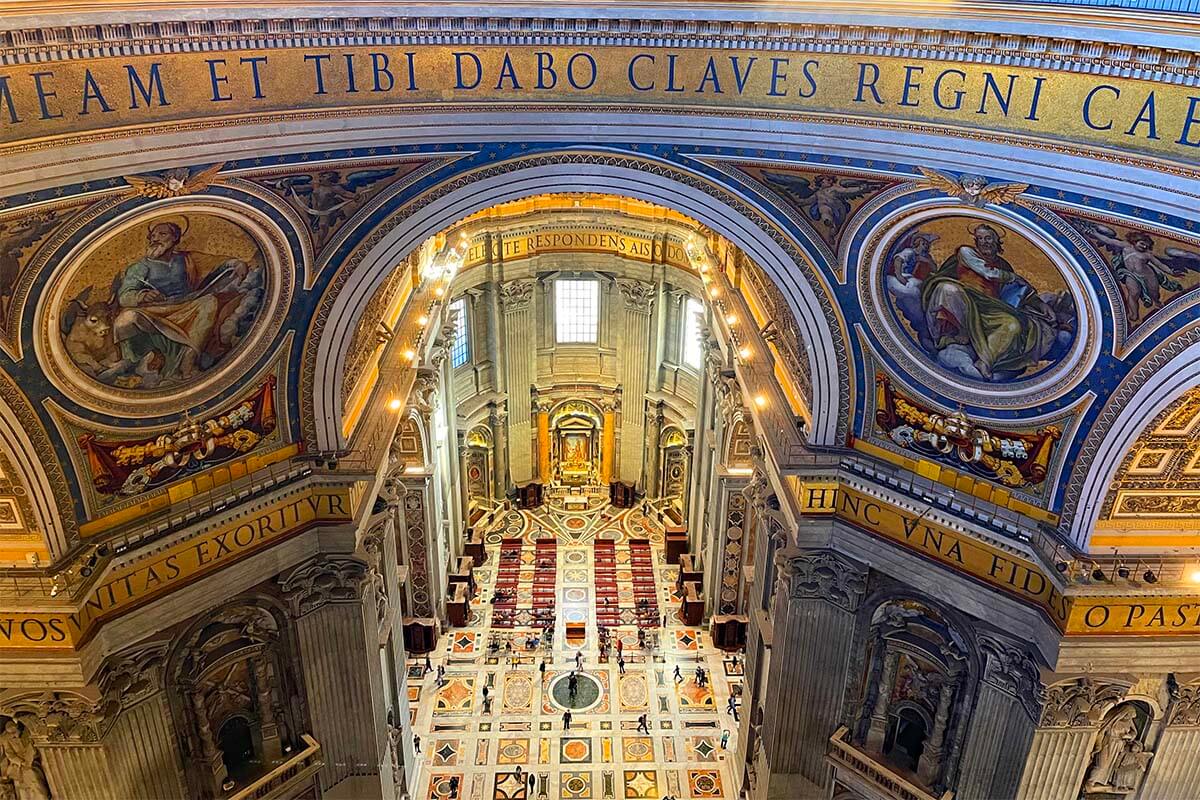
[1137,680,1200,799]
[956,634,1042,799]
[1015,678,1129,800]
[500,279,536,483]
[98,643,188,800]
[760,549,867,794]
[615,278,654,485]
[281,556,382,794]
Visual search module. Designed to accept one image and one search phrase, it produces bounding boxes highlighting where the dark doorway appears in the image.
[883,708,927,773]
[218,717,258,784]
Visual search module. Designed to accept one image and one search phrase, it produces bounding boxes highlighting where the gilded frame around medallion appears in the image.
[857,200,1101,410]
[33,195,295,419]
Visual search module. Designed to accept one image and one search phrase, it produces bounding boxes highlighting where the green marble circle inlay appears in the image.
[550,672,602,712]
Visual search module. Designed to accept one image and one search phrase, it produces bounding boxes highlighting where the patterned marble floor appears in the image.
[408,503,742,799]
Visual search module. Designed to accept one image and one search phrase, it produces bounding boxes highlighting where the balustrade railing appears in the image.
[227,735,322,800]
[827,727,953,800]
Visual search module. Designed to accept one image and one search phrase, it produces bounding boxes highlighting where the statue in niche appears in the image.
[0,720,50,800]
[1082,705,1147,795]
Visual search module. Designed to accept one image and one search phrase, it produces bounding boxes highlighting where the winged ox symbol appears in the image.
[916,167,1027,207]
[122,163,225,199]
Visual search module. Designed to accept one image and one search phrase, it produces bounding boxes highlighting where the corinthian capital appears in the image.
[616,278,655,313]
[0,692,109,744]
[280,556,370,617]
[787,550,868,612]
[500,279,536,312]
[1038,677,1129,728]
[978,634,1044,720]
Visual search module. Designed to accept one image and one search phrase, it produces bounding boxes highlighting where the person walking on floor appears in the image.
[637,713,650,734]
[563,710,573,730]
[436,664,446,687]
[674,665,683,683]
[616,637,623,657]
[515,765,523,781]
[539,659,547,678]
[423,655,432,674]
[449,775,460,798]
[528,772,536,796]
[618,655,625,675]
[575,650,583,670]
[720,729,730,750]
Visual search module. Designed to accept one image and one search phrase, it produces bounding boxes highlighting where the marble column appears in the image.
[253,655,283,764]
[281,555,384,797]
[643,404,664,497]
[489,403,510,497]
[955,634,1042,799]
[600,396,617,484]
[1136,682,1200,799]
[500,279,536,483]
[534,396,551,483]
[1014,678,1129,800]
[760,549,867,796]
[97,644,189,800]
[864,651,899,753]
[616,278,655,486]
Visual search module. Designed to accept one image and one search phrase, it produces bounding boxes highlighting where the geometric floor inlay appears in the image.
[411,504,739,800]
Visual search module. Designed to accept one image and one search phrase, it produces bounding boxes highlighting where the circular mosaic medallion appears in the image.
[863,207,1096,407]
[625,739,652,759]
[549,672,603,712]
[565,775,588,793]
[37,199,293,416]
[565,517,587,530]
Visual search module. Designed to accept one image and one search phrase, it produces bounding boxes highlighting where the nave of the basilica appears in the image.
[6,2,1200,799]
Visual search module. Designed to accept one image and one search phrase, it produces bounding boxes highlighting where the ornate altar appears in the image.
[550,400,603,486]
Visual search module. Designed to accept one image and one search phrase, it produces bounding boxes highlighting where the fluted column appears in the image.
[281,555,384,796]
[760,549,867,796]
[500,279,536,483]
[98,644,188,800]
[955,635,1042,799]
[616,278,654,486]
[1131,682,1200,799]
[1015,678,1129,800]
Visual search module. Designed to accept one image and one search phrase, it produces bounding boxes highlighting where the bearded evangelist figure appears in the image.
[100,219,263,388]
[919,223,1073,381]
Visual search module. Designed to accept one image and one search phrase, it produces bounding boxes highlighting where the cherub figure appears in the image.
[759,171,886,246]
[1081,223,1198,323]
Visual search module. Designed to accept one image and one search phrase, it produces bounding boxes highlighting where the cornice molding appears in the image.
[1,14,1197,85]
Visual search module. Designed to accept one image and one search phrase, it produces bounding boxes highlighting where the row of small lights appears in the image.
[687,237,767,411]
[388,232,470,413]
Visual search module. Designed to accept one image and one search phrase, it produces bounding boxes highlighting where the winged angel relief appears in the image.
[916,168,1027,208]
